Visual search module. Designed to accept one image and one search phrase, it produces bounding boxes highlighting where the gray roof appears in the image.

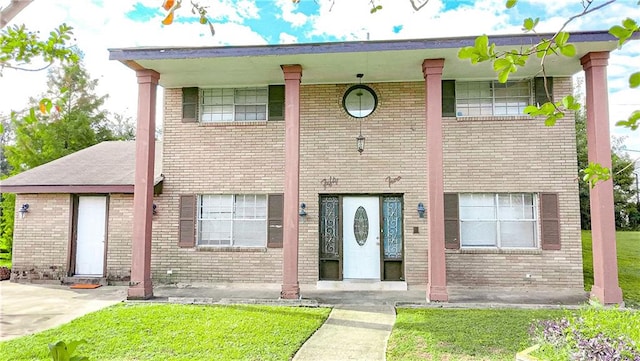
[0,141,163,194]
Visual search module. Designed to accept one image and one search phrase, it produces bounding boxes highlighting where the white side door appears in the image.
[343,196,380,279]
[75,196,107,276]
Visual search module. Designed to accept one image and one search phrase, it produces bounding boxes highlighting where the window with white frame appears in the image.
[459,193,538,248]
[197,194,267,247]
[200,87,268,122]
[455,80,532,117]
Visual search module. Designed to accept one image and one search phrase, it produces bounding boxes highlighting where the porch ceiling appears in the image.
[109,31,624,88]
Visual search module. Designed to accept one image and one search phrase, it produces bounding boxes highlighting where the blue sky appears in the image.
[1,0,639,153]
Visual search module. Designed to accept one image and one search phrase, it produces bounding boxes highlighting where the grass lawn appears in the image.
[582,230,640,307]
[0,303,330,361]
[388,231,640,360]
[387,308,569,361]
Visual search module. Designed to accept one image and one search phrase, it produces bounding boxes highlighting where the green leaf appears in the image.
[523,18,539,31]
[506,0,517,8]
[609,25,630,42]
[65,340,87,356]
[544,117,556,126]
[536,40,552,58]
[493,58,512,71]
[629,72,640,88]
[49,341,70,361]
[609,20,638,48]
[622,18,638,31]
[498,70,510,83]
[562,95,572,109]
[458,47,477,60]
[617,110,640,130]
[583,162,611,188]
[524,105,539,115]
[555,32,570,47]
[560,44,576,57]
[475,35,489,56]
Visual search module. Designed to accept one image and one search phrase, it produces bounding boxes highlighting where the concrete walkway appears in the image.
[0,282,126,341]
[292,305,395,361]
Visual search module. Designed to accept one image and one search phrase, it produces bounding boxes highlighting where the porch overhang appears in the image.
[108,31,626,88]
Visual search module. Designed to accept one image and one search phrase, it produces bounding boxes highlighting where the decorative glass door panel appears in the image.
[319,196,340,280]
[382,196,403,281]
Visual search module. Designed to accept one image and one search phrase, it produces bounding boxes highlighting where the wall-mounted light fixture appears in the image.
[152,203,158,216]
[417,203,426,218]
[356,133,365,154]
[343,73,377,155]
[18,203,29,219]
[299,203,307,218]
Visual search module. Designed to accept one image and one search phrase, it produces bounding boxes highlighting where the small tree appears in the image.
[0,61,131,258]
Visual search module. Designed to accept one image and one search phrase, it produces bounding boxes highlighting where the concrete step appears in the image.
[316,280,407,291]
[61,276,107,286]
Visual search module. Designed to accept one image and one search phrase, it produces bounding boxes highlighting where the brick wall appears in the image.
[10,193,137,283]
[106,194,133,282]
[152,88,285,284]
[11,194,70,282]
[155,77,582,290]
[298,83,429,285]
[442,77,583,289]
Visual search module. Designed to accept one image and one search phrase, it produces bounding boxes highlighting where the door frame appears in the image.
[318,193,404,281]
[67,194,109,277]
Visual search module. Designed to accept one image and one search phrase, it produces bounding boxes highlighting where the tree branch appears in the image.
[0,0,33,29]
[0,61,55,72]
[409,0,430,11]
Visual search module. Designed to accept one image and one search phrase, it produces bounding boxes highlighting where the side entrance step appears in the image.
[61,276,107,287]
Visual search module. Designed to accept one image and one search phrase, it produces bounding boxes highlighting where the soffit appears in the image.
[109,31,626,88]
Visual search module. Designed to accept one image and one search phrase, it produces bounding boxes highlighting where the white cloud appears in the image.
[279,32,298,44]
[304,0,519,41]
[276,0,309,28]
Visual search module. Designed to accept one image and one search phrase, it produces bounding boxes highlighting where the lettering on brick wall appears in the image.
[321,176,338,190]
[385,176,402,188]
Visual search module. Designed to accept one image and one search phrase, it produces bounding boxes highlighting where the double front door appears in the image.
[319,195,403,281]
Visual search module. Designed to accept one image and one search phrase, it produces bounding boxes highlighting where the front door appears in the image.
[75,196,107,276]
[343,196,380,279]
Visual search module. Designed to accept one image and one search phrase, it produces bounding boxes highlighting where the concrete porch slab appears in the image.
[316,280,408,291]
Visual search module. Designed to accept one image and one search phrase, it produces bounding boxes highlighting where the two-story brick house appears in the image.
[2,30,625,304]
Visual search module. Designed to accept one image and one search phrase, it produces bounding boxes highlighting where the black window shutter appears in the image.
[534,77,553,106]
[267,194,284,248]
[268,85,285,121]
[442,80,456,117]
[178,194,196,248]
[540,193,561,250]
[182,87,199,123]
[444,193,460,249]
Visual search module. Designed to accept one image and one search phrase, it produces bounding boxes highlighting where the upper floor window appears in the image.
[201,87,268,122]
[459,193,538,248]
[455,80,532,117]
